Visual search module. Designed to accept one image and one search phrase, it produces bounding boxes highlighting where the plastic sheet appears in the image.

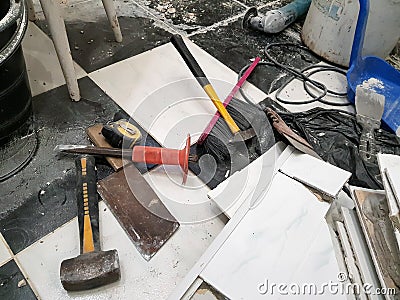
[204,97,275,162]
[260,98,400,189]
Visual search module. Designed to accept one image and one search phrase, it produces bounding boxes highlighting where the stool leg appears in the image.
[26,0,36,21]
[39,0,80,101]
[101,0,123,43]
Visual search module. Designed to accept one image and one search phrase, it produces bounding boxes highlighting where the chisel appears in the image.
[55,135,197,183]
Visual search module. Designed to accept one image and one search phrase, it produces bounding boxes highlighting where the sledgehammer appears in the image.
[60,155,120,291]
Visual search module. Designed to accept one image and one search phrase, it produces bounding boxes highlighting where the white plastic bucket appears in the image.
[302,0,400,67]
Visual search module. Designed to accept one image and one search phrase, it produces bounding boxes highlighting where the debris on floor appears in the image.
[378,154,400,232]
[261,98,400,190]
[351,187,400,296]
[325,194,382,299]
[17,279,26,288]
[1,0,400,299]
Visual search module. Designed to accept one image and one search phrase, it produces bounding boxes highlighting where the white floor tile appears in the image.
[0,234,12,267]
[279,150,351,198]
[89,40,267,148]
[201,173,342,300]
[143,165,224,224]
[22,22,86,97]
[16,198,225,300]
[207,142,287,219]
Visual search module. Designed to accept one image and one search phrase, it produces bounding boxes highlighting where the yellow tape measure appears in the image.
[102,119,142,149]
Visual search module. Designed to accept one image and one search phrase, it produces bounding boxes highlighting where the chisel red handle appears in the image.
[131,135,191,183]
[132,147,181,165]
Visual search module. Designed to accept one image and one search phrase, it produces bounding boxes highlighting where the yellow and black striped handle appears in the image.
[75,155,100,254]
[170,34,240,134]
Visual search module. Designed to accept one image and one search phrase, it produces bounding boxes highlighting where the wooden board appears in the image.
[97,165,180,260]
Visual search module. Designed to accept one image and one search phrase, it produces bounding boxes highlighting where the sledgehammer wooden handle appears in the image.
[75,156,100,254]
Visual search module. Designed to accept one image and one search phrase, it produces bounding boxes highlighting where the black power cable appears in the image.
[0,118,38,182]
[238,42,353,107]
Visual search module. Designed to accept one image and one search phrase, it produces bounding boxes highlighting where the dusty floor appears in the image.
[0,0,398,299]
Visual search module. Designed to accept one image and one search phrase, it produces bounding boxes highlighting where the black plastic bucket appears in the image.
[0,0,31,145]
[0,1,36,182]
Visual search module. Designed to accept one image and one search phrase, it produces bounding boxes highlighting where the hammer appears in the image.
[60,155,121,291]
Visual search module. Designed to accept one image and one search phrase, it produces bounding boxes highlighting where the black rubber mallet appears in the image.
[60,155,120,291]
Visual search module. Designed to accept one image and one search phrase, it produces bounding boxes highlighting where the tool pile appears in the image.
[170,34,275,176]
[52,34,278,293]
[2,0,400,297]
[57,111,182,263]
[14,0,398,296]
[53,28,400,297]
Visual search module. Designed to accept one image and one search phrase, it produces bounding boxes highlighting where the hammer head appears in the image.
[60,249,120,291]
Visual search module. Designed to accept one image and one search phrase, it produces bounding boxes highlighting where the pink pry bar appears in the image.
[197,57,261,144]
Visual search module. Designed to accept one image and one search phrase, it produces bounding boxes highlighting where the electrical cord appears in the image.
[0,117,38,182]
[238,61,277,109]
[302,65,347,97]
[238,42,352,107]
[265,42,350,106]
